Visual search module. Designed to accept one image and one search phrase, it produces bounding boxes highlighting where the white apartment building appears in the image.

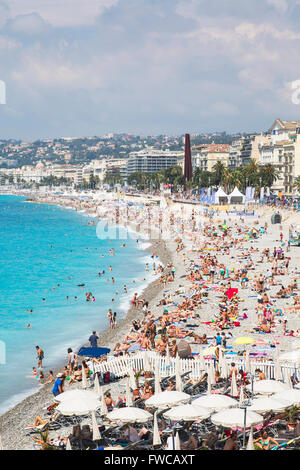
[192,145,231,172]
[257,119,300,194]
[127,148,182,175]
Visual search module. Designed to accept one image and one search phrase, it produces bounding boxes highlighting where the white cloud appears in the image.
[7,0,118,27]
[6,13,50,35]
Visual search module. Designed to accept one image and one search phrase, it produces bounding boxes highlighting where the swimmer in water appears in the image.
[26,323,32,328]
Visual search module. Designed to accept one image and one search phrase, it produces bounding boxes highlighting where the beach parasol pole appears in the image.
[91,410,101,441]
[153,410,162,447]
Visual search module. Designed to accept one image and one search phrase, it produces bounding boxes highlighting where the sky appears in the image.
[1,0,300,139]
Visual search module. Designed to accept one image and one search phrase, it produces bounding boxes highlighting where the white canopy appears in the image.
[163,404,211,422]
[246,380,289,395]
[272,389,300,406]
[145,391,190,408]
[214,188,228,205]
[192,394,238,411]
[228,187,246,204]
[106,407,152,424]
[247,397,288,414]
[211,408,263,428]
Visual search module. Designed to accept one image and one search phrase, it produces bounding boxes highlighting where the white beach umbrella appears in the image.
[155,360,162,394]
[91,410,101,441]
[248,397,288,414]
[128,368,136,390]
[207,373,212,395]
[56,396,101,416]
[175,431,181,450]
[153,411,162,446]
[246,380,289,395]
[192,394,238,412]
[55,389,99,403]
[145,391,190,409]
[220,355,229,379]
[211,408,263,429]
[106,407,152,424]
[274,351,283,381]
[163,404,211,422]
[208,361,216,385]
[230,371,238,397]
[245,351,251,374]
[65,439,72,450]
[197,353,206,371]
[99,386,108,416]
[175,354,183,392]
[273,389,300,406]
[247,426,254,451]
[93,374,101,398]
[144,351,151,371]
[81,368,88,390]
[126,376,133,407]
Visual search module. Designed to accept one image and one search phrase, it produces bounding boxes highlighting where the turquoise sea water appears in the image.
[0,195,154,414]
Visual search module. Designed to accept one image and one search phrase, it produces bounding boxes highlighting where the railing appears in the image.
[93,352,299,383]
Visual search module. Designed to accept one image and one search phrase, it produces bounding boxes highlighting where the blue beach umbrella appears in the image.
[77,347,110,358]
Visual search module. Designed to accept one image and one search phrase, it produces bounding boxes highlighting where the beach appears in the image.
[0,190,300,450]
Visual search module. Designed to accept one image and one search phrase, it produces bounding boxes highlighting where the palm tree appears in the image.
[293,175,300,193]
[212,161,226,185]
[221,168,233,193]
[244,159,260,187]
[259,164,280,188]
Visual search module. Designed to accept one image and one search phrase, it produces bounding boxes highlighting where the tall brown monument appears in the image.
[184,133,193,190]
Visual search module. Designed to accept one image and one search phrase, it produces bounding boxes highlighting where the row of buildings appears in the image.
[191,119,300,194]
[1,119,300,194]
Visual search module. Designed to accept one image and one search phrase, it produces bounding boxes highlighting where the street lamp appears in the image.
[162,421,183,449]
[239,398,252,450]
[239,371,258,450]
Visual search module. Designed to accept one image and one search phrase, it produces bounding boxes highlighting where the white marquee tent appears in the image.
[229,187,246,204]
[214,188,228,205]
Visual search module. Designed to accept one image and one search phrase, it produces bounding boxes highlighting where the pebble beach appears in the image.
[0,190,300,450]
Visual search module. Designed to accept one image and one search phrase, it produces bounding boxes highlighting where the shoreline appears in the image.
[0,239,173,450]
[0,191,173,449]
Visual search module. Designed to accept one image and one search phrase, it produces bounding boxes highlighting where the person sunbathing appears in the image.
[26,412,59,428]
[274,286,287,298]
[141,381,153,399]
[259,321,272,333]
[67,366,82,385]
[254,430,279,450]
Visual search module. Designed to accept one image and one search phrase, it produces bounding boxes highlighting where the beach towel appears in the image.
[226,288,238,300]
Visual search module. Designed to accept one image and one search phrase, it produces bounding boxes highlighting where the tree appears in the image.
[293,175,300,192]
[212,161,226,185]
[259,164,280,188]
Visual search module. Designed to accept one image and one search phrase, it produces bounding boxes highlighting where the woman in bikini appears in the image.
[254,430,279,450]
